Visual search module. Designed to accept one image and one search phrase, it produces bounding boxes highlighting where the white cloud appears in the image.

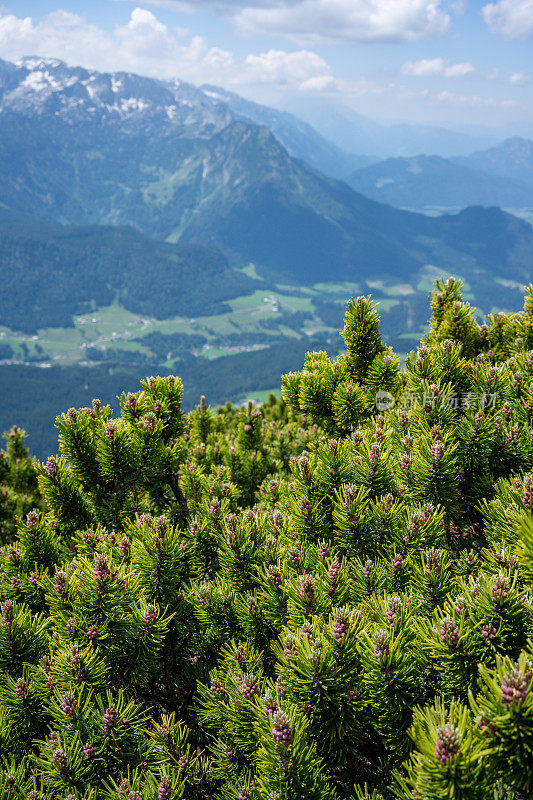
[331,76,519,112]
[482,0,533,38]
[509,70,530,85]
[115,8,185,59]
[401,57,474,77]
[234,0,451,45]
[450,0,467,12]
[443,61,474,77]
[116,0,194,10]
[0,13,33,45]
[244,49,335,88]
[0,10,111,65]
[402,57,445,76]
[299,74,336,91]
[0,8,335,92]
[122,0,452,43]
[435,89,518,107]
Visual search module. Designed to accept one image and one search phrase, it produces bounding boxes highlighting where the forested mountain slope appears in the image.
[1,58,533,287]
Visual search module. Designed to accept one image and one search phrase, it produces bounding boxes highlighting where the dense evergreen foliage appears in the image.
[0,426,41,544]
[0,279,533,798]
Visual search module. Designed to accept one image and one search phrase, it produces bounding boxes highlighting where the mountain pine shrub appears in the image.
[0,277,532,798]
[0,425,41,544]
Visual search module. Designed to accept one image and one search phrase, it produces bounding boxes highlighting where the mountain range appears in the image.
[276,94,517,159]
[1,56,533,305]
[347,145,533,210]
[454,137,533,187]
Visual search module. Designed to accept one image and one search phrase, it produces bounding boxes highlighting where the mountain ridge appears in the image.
[278,94,511,158]
[453,137,533,187]
[1,57,533,294]
[199,83,374,178]
[347,152,533,210]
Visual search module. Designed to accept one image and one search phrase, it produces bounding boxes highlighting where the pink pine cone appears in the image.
[272,710,292,747]
[501,668,529,708]
[158,776,172,800]
[435,723,460,765]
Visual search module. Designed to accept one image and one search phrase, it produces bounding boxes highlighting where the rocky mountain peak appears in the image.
[0,56,232,134]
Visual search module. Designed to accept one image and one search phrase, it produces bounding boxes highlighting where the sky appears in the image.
[1,1,533,127]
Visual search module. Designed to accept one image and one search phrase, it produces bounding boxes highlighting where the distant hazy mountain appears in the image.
[347,154,533,210]
[454,138,533,188]
[200,84,374,178]
[278,95,502,159]
[1,57,533,292]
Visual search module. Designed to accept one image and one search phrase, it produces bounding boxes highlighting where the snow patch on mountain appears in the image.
[0,56,232,134]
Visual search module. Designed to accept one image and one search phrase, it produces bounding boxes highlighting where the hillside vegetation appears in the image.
[0,279,532,798]
[0,211,255,333]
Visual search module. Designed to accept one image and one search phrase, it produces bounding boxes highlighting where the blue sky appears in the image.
[2,1,533,126]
